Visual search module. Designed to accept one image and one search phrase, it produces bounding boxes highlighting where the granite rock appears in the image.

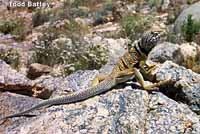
[0,61,200,133]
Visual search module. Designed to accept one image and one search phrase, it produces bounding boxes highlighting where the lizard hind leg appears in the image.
[91,74,108,87]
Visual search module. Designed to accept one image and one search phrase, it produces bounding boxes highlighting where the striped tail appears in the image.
[0,77,116,121]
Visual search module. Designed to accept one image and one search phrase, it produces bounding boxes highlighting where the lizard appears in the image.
[0,31,170,121]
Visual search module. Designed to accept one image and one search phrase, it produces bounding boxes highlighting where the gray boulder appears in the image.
[146,92,200,134]
[148,42,183,64]
[1,85,200,134]
[153,61,200,113]
[174,2,200,33]
[0,61,200,133]
[149,42,199,73]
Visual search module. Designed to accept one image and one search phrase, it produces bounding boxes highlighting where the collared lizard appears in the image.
[0,31,170,121]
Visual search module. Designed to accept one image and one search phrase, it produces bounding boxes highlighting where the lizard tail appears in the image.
[0,99,52,121]
[0,78,116,121]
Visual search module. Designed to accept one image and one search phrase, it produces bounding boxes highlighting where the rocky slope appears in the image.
[0,60,200,134]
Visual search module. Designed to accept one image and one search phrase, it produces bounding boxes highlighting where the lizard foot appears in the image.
[143,78,173,91]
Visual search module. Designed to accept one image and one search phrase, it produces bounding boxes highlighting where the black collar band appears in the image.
[135,40,148,56]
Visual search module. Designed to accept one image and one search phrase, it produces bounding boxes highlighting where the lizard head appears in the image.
[139,31,161,55]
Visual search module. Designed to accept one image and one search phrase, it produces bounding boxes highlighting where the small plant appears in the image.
[120,14,153,41]
[0,18,27,41]
[12,18,28,41]
[0,49,20,69]
[181,14,200,42]
[0,20,17,34]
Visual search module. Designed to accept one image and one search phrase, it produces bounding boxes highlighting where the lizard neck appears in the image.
[129,46,147,61]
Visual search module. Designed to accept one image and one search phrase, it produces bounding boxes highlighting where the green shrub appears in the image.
[63,43,108,74]
[0,18,27,41]
[31,33,59,66]
[0,20,17,34]
[120,14,153,41]
[0,49,20,69]
[181,14,200,42]
[11,19,28,41]
[31,32,108,75]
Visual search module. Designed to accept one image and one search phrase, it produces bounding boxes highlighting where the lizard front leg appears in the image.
[140,61,158,74]
[133,68,170,90]
[140,61,158,82]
